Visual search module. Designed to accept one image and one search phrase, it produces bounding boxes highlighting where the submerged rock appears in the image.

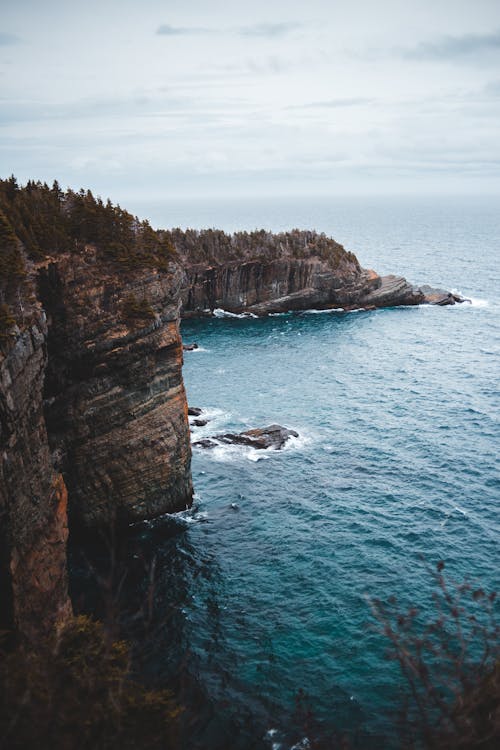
[183,342,199,351]
[188,406,203,416]
[194,424,299,450]
[192,418,208,427]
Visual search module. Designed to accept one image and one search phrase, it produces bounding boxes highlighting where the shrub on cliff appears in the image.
[370,563,499,749]
[0,209,27,341]
[0,616,181,750]
[121,293,156,325]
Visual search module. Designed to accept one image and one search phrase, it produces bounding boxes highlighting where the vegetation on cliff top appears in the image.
[0,176,176,270]
[0,176,176,340]
[0,175,360,339]
[169,225,360,269]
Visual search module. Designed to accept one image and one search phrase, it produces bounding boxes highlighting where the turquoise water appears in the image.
[75,196,500,748]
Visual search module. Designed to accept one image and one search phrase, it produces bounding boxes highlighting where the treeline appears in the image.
[0,176,176,269]
[169,226,360,269]
[0,176,360,340]
[0,177,176,340]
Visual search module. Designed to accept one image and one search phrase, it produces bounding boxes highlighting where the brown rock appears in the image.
[38,249,193,528]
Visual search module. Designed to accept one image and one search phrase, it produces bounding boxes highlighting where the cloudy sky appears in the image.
[1,0,500,204]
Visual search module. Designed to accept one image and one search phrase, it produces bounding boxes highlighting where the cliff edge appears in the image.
[39,249,193,528]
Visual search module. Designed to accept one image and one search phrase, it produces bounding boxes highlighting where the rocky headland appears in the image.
[0,178,464,640]
[173,228,464,316]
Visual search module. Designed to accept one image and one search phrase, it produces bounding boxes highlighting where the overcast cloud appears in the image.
[1,0,499,205]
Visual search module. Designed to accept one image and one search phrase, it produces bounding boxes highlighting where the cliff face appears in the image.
[0,309,71,640]
[1,241,192,639]
[39,248,193,528]
[181,258,427,316]
[177,230,457,316]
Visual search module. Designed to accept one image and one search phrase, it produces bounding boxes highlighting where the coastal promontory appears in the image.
[0,177,463,640]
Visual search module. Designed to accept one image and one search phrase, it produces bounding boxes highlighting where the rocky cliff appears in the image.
[38,248,193,529]
[0,302,72,641]
[174,228,462,316]
[0,249,193,639]
[0,179,464,642]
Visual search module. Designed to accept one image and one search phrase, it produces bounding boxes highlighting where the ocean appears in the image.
[75,195,500,749]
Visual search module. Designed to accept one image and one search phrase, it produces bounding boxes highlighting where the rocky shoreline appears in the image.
[177,231,466,317]
[0,182,467,641]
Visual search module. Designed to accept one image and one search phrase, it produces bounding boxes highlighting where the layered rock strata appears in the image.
[178,233,463,316]
[38,248,193,528]
[1,246,193,639]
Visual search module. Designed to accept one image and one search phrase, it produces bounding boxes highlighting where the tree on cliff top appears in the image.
[0,177,176,271]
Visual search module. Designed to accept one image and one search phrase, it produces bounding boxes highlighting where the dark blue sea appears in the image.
[77,196,500,749]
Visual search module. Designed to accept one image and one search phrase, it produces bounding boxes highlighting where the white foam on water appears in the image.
[466,297,489,307]
[282,430,313,454]
[186,346,210,353]
[204,441,272,463]
[198,427,314,463]
[171,507,209,525]
[451,289,489,307]
[213,307,258,319]
[301,307,345,315]
[189,407,234,441]
[189,406,229,422]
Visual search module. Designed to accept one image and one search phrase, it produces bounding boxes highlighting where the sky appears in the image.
[1,0,500,206]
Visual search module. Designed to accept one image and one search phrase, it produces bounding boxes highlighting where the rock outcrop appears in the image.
[38,248,193,528]
[194,424,299,451]
[176,230,464,316]
[1,243,193,639]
